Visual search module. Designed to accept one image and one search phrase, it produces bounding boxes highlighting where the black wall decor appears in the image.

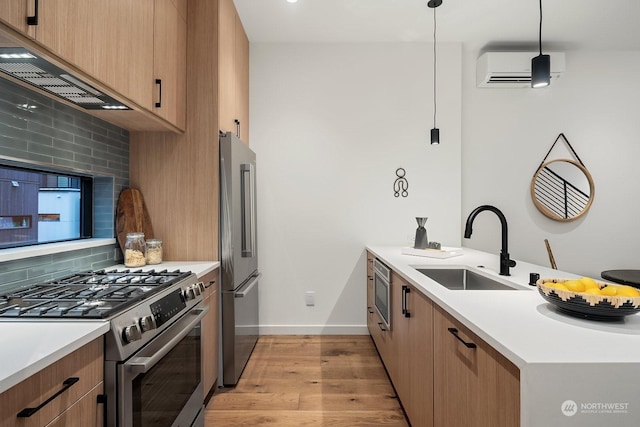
[394,168,408,197]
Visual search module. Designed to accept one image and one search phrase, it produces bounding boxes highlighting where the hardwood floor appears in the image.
[205,335,408,426]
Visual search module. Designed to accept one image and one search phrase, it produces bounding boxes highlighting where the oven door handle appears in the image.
[125,306,209,375]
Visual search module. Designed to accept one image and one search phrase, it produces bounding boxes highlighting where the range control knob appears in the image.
[139,315,157,332]
[196,282,205,294]
[192,284,202,296]
[183,287,196,301]
[122,324,142,344]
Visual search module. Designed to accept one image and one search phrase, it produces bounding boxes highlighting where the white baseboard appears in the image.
[259,325,369,335]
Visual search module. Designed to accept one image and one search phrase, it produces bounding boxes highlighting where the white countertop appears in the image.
[0,321,109,394]
[0,261,219,395]
[367,246,640,367]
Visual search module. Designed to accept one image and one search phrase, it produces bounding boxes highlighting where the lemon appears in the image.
[579,277,599,290]
[617,286,640,297]
[582,288,602,296]
[600,286,618,296]
[550,283,569,291]
[564,280,585,293]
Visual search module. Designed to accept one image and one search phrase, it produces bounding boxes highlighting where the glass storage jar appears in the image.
[124,232,146,267]
[146,239,163,265]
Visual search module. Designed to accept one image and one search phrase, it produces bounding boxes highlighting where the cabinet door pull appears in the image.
[377,322,386,332]
[155,79,162,108]
[447,328,477,349]
[367,275,373,281]
[367,307,374,314]
[402,285,411,318]
[97,394,107,426]
[27,0,39,26]
[17,377,80,417]
[234,119,241,138]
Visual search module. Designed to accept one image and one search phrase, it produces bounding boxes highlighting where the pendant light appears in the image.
[531,0,550,88]
[428,0,442,145]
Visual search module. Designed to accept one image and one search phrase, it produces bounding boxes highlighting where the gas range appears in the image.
[0,269,196,320]
[0,268,206,360]
[0,268,208,427]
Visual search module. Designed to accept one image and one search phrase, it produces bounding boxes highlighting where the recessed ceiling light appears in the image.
[286,0,298,3]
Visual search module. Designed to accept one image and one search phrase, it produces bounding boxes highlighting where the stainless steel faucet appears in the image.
[464,205,516,276]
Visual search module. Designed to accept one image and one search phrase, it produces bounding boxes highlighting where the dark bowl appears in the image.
[537,279,640,321]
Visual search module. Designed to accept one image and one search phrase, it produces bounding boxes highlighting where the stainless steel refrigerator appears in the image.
[219,131,260,386]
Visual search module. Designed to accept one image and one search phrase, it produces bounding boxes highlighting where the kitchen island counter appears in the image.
[367,246,640,426]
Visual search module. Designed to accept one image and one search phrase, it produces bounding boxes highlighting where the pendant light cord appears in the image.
[538,0,543,55]
[433,6,437,128]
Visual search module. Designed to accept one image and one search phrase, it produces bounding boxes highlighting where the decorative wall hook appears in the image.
[394,168,408,198]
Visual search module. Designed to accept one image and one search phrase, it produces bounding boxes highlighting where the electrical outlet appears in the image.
[305,291,315,307]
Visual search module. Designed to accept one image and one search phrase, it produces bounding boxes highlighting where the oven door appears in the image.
[118,304,208,427]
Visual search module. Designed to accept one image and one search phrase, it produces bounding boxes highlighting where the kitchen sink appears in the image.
[414,268,525,291]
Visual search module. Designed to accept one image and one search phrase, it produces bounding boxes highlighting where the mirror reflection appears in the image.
[531,159,594,221]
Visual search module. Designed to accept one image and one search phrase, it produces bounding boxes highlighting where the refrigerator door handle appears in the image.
[241,163,256,258]
[235,273,261,298]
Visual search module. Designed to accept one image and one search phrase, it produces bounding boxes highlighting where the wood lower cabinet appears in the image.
[391,272,433,427]
[201,268,220,398]
[45,382,104,427]
[366,254,520,426]
[0,337,104,427]
[433,305,520,427]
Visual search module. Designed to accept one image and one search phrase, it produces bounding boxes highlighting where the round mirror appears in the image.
[531,159,595,221]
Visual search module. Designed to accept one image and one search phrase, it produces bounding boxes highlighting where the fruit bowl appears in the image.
[537,278,640,321]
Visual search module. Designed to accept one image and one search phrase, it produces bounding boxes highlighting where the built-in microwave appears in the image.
[374,259,392,330]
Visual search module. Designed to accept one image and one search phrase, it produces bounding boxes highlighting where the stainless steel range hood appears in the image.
[0,46,129,110]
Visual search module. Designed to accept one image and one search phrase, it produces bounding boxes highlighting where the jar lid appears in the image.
[147,239,162,244]
[126,232,145,238]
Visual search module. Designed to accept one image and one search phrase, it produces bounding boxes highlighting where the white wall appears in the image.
[251,43,462,333]
[461,50,640,278]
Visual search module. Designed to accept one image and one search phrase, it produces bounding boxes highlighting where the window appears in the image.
[0,164,92,249]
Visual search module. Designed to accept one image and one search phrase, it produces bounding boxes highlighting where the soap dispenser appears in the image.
[414,217,428,249]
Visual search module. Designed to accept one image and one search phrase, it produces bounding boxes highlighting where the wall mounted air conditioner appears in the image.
[476,52,566,88]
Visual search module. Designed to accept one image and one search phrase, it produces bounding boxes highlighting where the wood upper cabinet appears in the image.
[0,0,33,36]
[201,268,220,398]
[390,272,434,427]
[153,0,187,130]
[32,0,154,111]
[433,305,520,427]
[1,0,187,131]
[0,337,104,427]
[218,0,249,143]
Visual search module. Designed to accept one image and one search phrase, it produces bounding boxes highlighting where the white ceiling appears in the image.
[234,0,640,51]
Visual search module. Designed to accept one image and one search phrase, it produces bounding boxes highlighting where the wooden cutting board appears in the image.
[116,188,155,253]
